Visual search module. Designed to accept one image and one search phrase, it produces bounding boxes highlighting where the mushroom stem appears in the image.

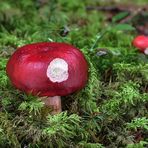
[144,48,148,55]
[43,96,62,115]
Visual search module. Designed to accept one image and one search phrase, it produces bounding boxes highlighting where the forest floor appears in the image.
[0,0,148,147]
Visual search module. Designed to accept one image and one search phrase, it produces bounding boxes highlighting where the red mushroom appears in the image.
[6,42,88,114]
[132,35,148,55]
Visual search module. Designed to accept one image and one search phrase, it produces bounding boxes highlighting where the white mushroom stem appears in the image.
[144,48,148,55]
[42,96,62,115]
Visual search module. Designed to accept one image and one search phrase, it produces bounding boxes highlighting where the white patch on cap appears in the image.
[46,58,69,83]
[144,48,148,55]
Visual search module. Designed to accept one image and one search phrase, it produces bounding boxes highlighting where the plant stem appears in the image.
[90,30,108,51]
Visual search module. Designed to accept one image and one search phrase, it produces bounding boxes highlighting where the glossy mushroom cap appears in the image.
[132,35,148,53]
[6,42,88,97]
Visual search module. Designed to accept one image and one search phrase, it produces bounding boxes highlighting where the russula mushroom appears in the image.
[132,35,148,55]
[6,42,88,114]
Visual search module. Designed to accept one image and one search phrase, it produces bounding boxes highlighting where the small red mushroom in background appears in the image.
[132,35,148,55]
[6,42,88,114]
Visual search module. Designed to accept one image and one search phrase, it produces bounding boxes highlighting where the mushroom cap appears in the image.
[132,35,148,52]
[6,42,88,97]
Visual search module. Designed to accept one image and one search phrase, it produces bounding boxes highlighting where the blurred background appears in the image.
[0,0,148,49]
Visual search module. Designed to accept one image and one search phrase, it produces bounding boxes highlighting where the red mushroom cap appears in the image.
[6,42,88,97]
[132,35,148,53]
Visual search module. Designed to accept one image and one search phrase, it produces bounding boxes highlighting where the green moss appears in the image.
[0,0,147,147]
